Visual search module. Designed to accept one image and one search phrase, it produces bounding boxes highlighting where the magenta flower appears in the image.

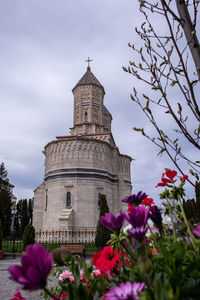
[9,243,52,291]
[193,224,200,237]
[105,281,146,300]
[100,211,126,232]
[149,205,162,227]
[122,191,148,206]
[126,206,150,241]
[126,206,150,228]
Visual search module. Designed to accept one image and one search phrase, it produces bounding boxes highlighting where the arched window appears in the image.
[98,193,101,208]
[66,192,71,207]
[85,111,88,122]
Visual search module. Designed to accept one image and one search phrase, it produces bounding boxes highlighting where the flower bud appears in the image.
[139,256,152,274]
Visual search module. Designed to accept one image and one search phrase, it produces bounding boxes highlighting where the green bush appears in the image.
[95,194,111,250]
[22,224,35,251]
[0,219,2,250]
[52,247,72,266]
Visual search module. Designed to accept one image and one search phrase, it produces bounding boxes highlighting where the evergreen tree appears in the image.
[95,194,111,250]
[23,224,35,251]
[21,199,29,234]
[0,219,2,250]
[28,198,33,225]
[0,163,12,237]
[15,199,32,236]
[15,199,23,236]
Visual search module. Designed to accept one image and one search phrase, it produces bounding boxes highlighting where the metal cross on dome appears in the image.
[85,57,93,68]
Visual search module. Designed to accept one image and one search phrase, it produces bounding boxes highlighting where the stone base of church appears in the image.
[35,227,96,243]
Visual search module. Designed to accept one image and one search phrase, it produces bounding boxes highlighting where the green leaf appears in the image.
[157,148,166,156]
[173,138,178,143]
[191,80,198,85]
[177,103,182,113]
[170,81,177,87]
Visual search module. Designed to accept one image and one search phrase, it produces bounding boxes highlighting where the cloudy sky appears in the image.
[0,0,198,204]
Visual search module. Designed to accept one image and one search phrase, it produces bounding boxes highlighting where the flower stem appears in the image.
[177,194,198,256]
[151,240,158,255]
[43,287,57,299]
[166,197,176,241]
[122,241,136,261]
[147,223,158,255]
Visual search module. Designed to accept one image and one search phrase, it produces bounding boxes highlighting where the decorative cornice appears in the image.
[44,136,132,161]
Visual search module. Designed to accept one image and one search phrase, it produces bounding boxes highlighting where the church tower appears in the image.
[33,62,132,242]
[70,63,113,144]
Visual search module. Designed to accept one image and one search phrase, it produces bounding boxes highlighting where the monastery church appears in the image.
[33,61,132,242]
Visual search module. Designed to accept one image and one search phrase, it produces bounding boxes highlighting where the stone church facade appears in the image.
[33,65,132,242]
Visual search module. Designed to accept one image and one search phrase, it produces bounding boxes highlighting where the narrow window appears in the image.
[66,192,71,206]
[85,111,88,122]
[98,193,101,208]
[45,193,48,210]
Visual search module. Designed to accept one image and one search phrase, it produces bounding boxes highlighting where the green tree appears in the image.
[15,199,33,236]
[23,224,35,251]
[21,199,29,234]
[28,198,33,225]
[0,163,12,237]
[0,219,2,250]
[95,194,111,250]
[123,0,200,185]
[15,200,23,236]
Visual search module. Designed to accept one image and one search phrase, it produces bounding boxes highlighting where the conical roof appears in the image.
[72,66,105,93]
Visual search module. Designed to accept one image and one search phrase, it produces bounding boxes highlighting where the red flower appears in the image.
[165,170,177,180]
[180,174,188,182]
[124,255,134,267]
[91,249,102,266]
[51,293,68,300]
[92,246,122,276]
[11,289,26,300]
[140,197,154,207]
[128,204,133,212]
[155,170,177,187]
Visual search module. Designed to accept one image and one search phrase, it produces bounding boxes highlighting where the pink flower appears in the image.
[58,270,75,283]
[193,224,200,237]
[80,271,87,283]
[91,269,101,277]
[105,281,146,300]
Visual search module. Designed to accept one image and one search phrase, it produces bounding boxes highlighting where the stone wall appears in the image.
[33,138,132,233]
